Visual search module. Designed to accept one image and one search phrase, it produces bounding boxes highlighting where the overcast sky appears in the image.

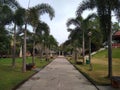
[17,0,116,45]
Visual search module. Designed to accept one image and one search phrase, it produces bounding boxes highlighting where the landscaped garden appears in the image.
[68,48,120,85]
[0,57,51,90]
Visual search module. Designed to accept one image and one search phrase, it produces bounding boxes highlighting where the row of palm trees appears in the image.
[0,0,58,72]
[64,0,120,78]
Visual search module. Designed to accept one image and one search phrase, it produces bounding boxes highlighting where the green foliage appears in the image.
[0,5,13,26]
[14,7,26,26]
[0,27,11,55]
[35,3,55,20]
[112,22,120,32]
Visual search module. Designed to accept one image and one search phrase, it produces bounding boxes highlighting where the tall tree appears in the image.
[12,8,26,68]
[35,21,50,59]
[21,3,55,72]
[66,14,96,64]
[76,0,120,78]
[0,0,20,68]
[27,3,55,64]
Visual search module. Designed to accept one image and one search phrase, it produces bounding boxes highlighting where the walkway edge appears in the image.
[13,59,54,90]
[66,58,99,90]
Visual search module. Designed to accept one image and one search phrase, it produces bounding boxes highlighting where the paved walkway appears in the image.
[16,56,116,90]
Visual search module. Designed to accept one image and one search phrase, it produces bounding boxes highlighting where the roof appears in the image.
[113,31,120,36]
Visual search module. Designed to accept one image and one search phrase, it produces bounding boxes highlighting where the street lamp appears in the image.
[88,31,92,71]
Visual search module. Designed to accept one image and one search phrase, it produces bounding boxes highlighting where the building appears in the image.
[112,30,120,48]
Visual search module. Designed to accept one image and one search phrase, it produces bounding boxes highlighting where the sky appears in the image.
[17,0,117,45]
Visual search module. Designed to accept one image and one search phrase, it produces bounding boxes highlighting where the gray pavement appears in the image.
[16,56,117,90]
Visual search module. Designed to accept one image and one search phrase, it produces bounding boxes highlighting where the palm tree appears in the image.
[35,21,50,59]
[66,14,96,64]
[11,8,26,68]
[0,0,20,68]
[76,0,120,78]
[46,35,58,58]
[27,3,55,64]
[20,3,55,72]
[66,27,82,63]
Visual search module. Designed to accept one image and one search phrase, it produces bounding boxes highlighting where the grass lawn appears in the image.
[68,48,120,85]
[0,57,51,90]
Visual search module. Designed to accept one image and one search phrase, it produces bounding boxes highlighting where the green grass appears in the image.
[93,48,120,58]
[0,57,51,90]
[68,48,120,85]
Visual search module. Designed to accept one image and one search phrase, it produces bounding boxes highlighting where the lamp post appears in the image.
[88,31,92,71]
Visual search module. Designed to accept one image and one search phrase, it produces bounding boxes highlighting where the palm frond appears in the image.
[28,7,39,27]
[34,3,55,20]
[36,21,50,35]
[66,18,80,27]
[76,0,95,16]
[0,0,20,8]
[67,28,73,32]
[0,5,13,25]
[14,7,26,26]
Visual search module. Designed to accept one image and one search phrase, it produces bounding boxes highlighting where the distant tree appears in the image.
[66,14,96,64]
[35,21,50,59]
[112,22,120,33]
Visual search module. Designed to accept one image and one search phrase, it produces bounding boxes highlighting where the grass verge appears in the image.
[0,57,52,90]
[67,48,120,85]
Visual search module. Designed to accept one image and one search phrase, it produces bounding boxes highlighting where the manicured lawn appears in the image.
[68,48,120,85]
[0,57,51,90]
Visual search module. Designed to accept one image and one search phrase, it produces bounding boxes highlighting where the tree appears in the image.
[65,27,82,63]
[11,8,26,68]
[76,0,120,78]
[34,21,50,59]
[0,0,20,67]
[27,3,55,64]
[45,35,58,58]
[66,14,96,64]
[19,3,55,72]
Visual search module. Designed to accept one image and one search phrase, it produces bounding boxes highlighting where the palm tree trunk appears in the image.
[107,7,112,78]
[32,41,35,64]
[108,29,112,78]
[12,24,16,68]
[32,27,36,64]
[45,46,49,61]
[82,29,85,64]
[108,28,112,78]
[74,48,78,64]
[22,23,27,72]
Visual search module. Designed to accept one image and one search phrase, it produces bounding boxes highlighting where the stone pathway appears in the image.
[17,56,110,90]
